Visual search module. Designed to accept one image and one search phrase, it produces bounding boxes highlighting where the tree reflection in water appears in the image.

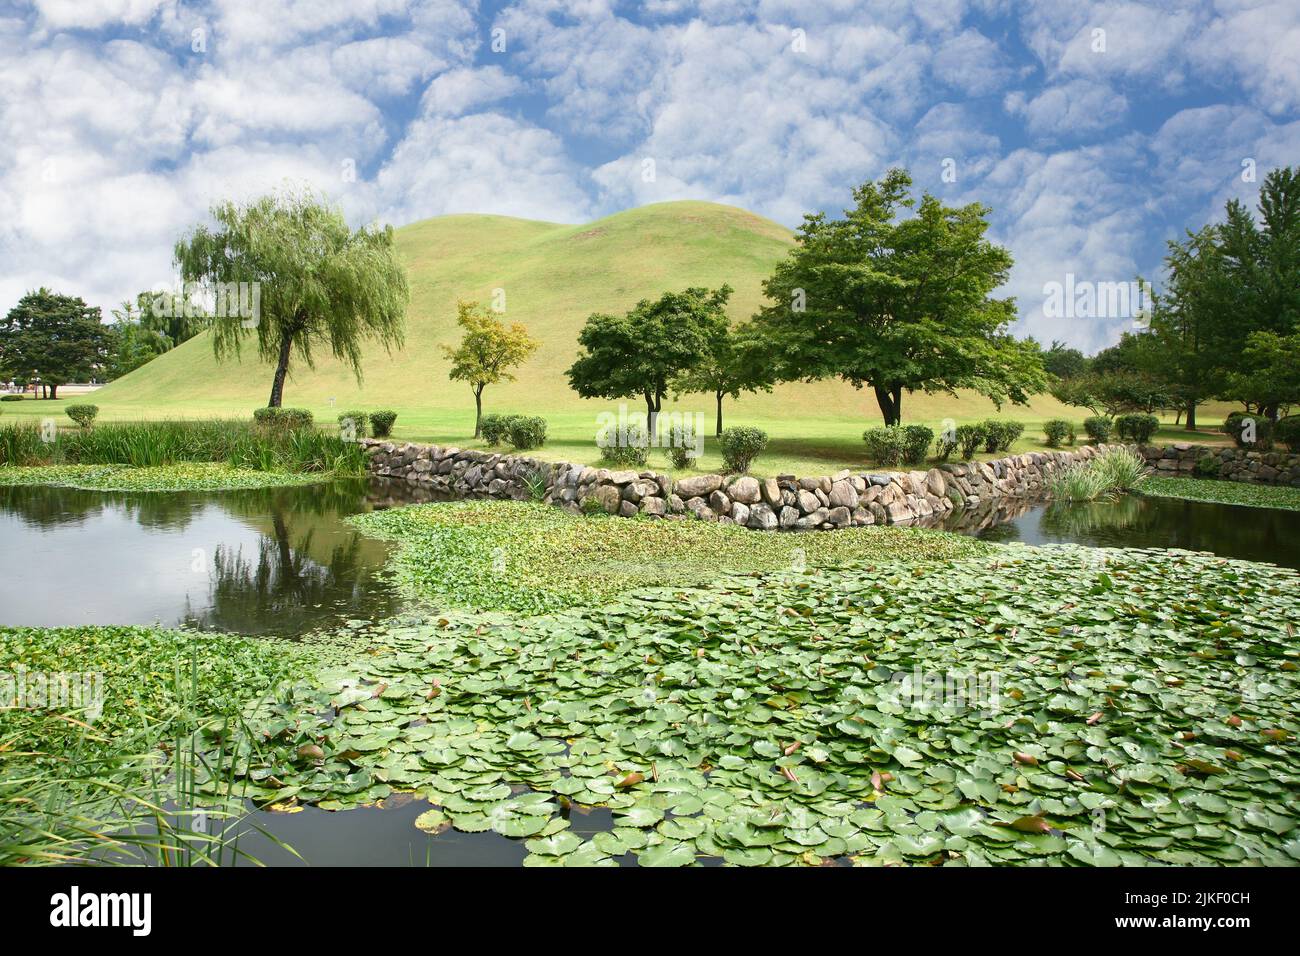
[0,481,400,635]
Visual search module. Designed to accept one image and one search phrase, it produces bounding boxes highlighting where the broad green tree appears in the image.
[174,190,408,408]
[671,321,774,435]
[1215,166,1300,419]
[106,299,172,379]
[567,286,732,435]
[752,169,1045,426]
[441,300,540,437]
[1143,228,1234,429]
[0,288,110,397]
[1043,339,1088,380]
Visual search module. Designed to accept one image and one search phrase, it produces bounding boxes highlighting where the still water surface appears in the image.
[3,479,1294,864]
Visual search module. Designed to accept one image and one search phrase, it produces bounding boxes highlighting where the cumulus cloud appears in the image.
[0,0,1298,357]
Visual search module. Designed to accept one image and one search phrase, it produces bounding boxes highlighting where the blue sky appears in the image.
[2,0,1297,352]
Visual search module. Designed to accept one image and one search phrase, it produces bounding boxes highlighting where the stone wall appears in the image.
[360,439,1130,529]
[1138,443,1300,487]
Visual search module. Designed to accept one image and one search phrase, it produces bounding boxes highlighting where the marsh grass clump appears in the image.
[0,419,363,475]
[0,626,302,867]
[1049,447,1147,501]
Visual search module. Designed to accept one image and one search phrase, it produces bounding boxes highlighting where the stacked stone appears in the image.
[359,439,1147,530]
[1138,442,1300,487]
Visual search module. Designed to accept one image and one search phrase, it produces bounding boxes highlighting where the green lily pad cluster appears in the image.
[1141,476,1300,512]
[229,545,1300,866]
[0,463,326,492]
[348,499,991,614]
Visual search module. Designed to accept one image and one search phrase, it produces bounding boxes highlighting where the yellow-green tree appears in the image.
[442,301,539,437]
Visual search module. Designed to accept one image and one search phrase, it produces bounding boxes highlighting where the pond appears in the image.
[0,480,403,636]
[2,479,1295,638]
[936,492,1300,570]
[3,477,1295,865]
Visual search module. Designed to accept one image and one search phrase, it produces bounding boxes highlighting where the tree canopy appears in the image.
[174,189,408,408]
[0,288,110,398]
[671,321,774,435]
[441,300,539,437]
[752,168,1046,426]
[567,286,732,435]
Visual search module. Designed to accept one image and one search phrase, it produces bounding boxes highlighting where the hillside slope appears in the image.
[95,201,800,410]
[84,200,1079,468]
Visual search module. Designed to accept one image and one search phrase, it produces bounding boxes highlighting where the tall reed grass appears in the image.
[1049,447,1148,501]
[0,419,366,475]
[1,655,298,867]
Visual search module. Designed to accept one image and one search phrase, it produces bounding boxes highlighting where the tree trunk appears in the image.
[645,391,662,440]
[47,384,58,400]
[873,383,902,426]
[715,391,724,436]
[473,386,484,438]
[267,332,293,408]
[1185,401,1197,431]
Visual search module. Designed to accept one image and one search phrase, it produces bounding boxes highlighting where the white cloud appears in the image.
[375,112,591,224]
[419,66,524,117]
[1005,79,1128,139]
[31,0,169,30]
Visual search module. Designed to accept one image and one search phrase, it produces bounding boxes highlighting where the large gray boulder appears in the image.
[676,474,723,498]
[728,476,761,504]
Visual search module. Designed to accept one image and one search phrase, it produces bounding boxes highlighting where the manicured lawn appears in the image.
[2,400,1237,479]
[1141,476,1300,511]
[232,544,1300,866]
[350,499,992,614]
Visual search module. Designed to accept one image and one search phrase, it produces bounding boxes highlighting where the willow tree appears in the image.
[174,190,409,408]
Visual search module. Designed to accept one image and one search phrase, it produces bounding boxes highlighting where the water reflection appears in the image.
[0,481,401,635]
[934,492,1299,570]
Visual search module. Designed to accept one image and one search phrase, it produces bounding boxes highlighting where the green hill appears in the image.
[28,200,1105,474]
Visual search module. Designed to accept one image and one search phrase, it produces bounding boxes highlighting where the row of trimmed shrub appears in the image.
[863,420,1027,466]
[597,423,770,474]
[249,406,398,439]
[1041,414,1162,448]
[480,413,547,451]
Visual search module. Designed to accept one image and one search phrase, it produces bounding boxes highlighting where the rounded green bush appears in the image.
[505,415,547,451]
[369,410,397,438]
[1274,415,1300,452]
[863,426,904,467]
[337,410,369,439]
[1083,416,1112,443]
[253,407,314,430]
[899,424,934,465]
[1224,411,1274,449]
[955,424,985,460]
[600,420,649,467]
[480,413,509,445]
[666,419,698,469]
[720,425,768,473]
[1114,413,1160,444]
[0,394,24,402]
[64,404,99,428]
[1043,418,1073,448]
